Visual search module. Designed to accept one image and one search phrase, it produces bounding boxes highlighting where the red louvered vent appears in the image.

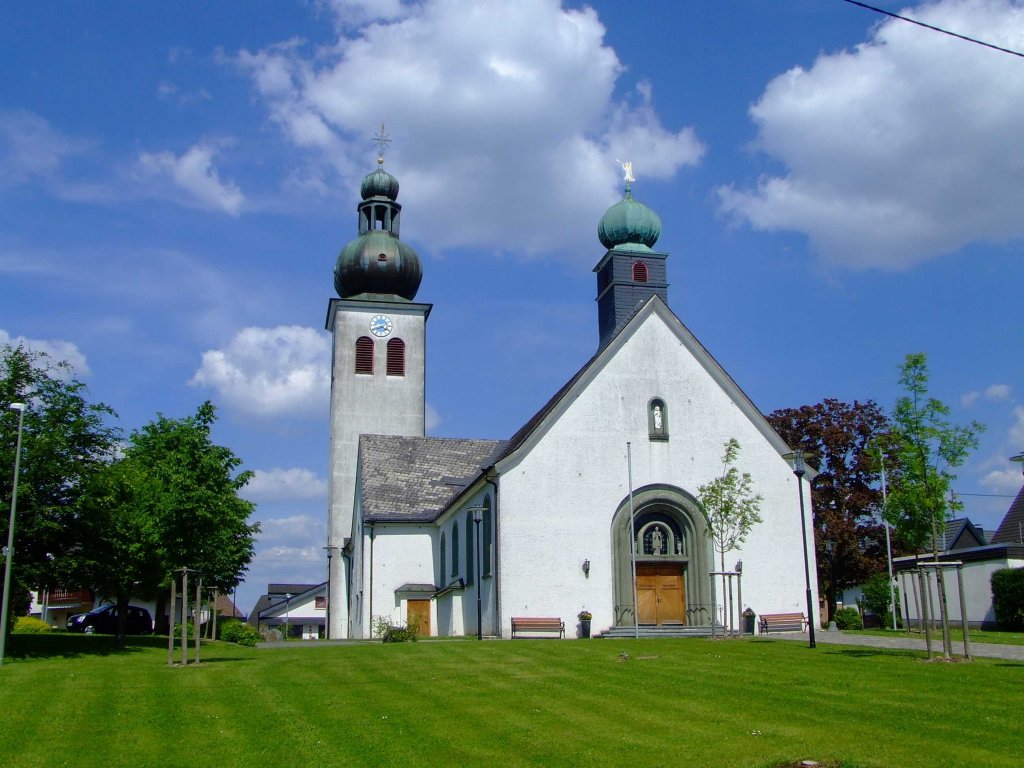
[355,336,373,374]
[632,261,649,283]
[386,338,405,376]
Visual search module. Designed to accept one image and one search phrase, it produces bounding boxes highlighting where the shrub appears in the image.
[172,621,196,640]
[862,572,899,617]
[220,619,261,647]
[14,616,52,633]
[833,606,863,630]
[992,567,1024,630]
[372,614,419,643]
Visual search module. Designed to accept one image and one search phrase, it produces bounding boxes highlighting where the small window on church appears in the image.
[648,397,668,441]
[440,532,446,586]
[355,337,373,375]
[378,252,387,262]
[632,261,649,283]
[465,511,474,585]
[451,522,460,577]
[482,496,493,577]
[386,338,405,376]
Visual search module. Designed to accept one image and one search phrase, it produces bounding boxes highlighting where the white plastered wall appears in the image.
[495,308,817,638]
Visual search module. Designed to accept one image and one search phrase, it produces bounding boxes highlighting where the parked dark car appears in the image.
[66,604,153,635]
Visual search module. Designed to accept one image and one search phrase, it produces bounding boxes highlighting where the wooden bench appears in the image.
[511,617,565,639]
[758,612,807,634]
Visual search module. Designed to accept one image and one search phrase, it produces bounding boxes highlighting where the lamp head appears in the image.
[9,402,25,412]
[782,449,814,477]
[1011,452,1024,475]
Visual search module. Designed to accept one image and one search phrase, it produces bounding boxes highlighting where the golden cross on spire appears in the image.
[373,123,391,165]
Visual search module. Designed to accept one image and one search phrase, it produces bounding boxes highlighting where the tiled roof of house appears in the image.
[992,484,1024,544]
[360,435,508,522]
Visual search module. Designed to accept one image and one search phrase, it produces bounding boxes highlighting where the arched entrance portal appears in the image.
[611,485,713,628]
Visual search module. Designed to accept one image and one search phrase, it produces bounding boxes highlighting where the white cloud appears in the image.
[242,468,328,502]
[719,0,1024,270]
[136,141,245,215]
[425,403,441,433]
[0,110,88,186]
[191,325,330,418]
[981,467,1022,494]
[0,330,91,376]
[228,0,703,260]
[961,390,980,408]
[1009,405,1024,448]
[985,384,1012,402]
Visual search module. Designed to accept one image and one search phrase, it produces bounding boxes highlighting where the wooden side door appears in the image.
[407,599,430,636]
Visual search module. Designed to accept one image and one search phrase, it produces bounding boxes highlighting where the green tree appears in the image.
[698,439,763,626]
[75,459,166,646]
[1,345,118,634]
[75,401,259,644]
[766,399,903,621]
[126,402,259,596]
[888,352,983,658]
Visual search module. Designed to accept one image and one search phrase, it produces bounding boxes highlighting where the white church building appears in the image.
[325,154,818,639]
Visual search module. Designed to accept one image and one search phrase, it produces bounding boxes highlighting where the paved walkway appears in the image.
[770,630,1024,661]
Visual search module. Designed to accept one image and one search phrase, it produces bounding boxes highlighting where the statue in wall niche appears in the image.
[653,405,663,431]
[650,526,664,555]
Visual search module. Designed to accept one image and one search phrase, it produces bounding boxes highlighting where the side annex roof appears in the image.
[359,434,508,523]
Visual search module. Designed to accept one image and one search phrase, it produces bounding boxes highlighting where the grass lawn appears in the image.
[847,627,1024,646]
[2,634,1022,768]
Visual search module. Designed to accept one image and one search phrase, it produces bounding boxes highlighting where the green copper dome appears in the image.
[335,161,421,300]
[597,187,662,252]
[334,230,422,300]
[361,164,399,201]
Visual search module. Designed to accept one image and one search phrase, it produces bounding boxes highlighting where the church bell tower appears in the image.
[593,170,669,348]
[325,131,431,639]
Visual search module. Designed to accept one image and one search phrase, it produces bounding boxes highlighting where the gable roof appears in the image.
[247,583,320,625]
[493,294,794,467]
[259,582,326,619]
[359,434,508,523]
[931,517,987,552]
[991,484,1024,544]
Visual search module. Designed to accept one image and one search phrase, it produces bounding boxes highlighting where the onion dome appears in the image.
[360,164,399,201]
[597,186,662,252]
[334,161,422,301]
[334,230,422,300]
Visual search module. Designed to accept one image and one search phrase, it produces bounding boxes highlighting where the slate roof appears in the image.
[992,484,1024,544]
[247,583,320,626]
[360,435,508,522]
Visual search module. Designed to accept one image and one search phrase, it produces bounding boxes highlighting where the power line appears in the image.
[842,0,1024,59]
[955,492,1015,498]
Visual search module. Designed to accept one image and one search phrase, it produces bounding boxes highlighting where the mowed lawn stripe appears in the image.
[3,634,1023,767]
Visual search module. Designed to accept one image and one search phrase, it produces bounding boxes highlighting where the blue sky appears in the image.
[3,0,1023,613]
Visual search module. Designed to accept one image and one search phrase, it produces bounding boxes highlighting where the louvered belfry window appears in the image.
[386,338,405,376]
[355,336,374,374]
[632,260,649,283]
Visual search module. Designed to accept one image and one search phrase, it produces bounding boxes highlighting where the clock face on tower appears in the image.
[369,315,393,338]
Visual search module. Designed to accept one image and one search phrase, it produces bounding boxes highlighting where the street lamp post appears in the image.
[284,593,292,640]
[0,402,26,667]
[783,449,816,649]
[323,544,337,639]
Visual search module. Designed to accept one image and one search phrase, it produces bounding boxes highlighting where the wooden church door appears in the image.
[636,563,686,625]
